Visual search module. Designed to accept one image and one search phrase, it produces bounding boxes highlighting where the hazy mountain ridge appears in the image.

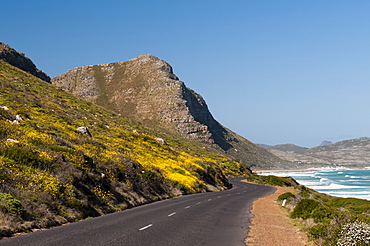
[267,137,370,167]
[320,140,332,146]
[52,54,287,169]
[267,143,308,152]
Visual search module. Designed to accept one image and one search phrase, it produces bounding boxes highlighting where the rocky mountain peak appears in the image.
[52,55,217,144]
[128,54,178,80]
[0,42,50,82]
[52,55,285,168]
[130,53,159,62]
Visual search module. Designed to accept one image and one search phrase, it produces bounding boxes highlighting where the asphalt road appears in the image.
[0,178,275,246]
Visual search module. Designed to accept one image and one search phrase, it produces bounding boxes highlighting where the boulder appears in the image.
[154,137,167,145]
[76,126,92,137]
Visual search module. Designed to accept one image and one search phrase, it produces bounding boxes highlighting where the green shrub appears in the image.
[278,192,295,201]
[309,224,328,239]
[247,174,298,187]
[142,170,159,180]
[311,204,332,222]
[327,197,370,213]
[0,193,23,214]
[297,185,310,197]
[48,145,75,154]
[0,108,13,120]
[291,198,321,219]
[0,127,8,139]
[0,147,50,170]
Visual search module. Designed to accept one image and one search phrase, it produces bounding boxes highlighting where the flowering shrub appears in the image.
[93,186,112,204]
[337,222,370,246]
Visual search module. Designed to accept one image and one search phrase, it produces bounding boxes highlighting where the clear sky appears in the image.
[2,1,370,147]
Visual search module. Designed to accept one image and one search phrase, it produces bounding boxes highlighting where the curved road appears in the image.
[0,178,275,246]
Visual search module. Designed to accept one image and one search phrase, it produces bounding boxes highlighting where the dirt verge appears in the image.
[245,185,315,246]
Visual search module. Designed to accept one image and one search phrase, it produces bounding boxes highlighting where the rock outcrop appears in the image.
[0,42,50,82]
[52,54,285,168]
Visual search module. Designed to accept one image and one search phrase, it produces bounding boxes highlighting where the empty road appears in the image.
[0,178,275,246]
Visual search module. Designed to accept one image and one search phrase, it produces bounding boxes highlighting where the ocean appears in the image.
[259,169,370,200]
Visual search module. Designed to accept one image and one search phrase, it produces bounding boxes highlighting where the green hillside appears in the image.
[0,60,251,237]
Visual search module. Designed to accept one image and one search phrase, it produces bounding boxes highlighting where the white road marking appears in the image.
[168,212,176,217]
[139,224,153,231]
[217,196,221,198]
[208,199,212,201]
[185,206,190,209]
[196,202,201,204]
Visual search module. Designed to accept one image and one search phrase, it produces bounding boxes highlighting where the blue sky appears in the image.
[2,1,370,147]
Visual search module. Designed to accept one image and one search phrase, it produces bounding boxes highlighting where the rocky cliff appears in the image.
[0,42,50,82]
[52,54,286,169]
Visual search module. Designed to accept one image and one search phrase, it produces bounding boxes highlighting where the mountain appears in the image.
[320,140,332,146]
[267,137,370,167]
[268,144,308,152]
[0,55,254,236]
[257,143,272,149]
[52,54,286,169]
[0,42,50,82]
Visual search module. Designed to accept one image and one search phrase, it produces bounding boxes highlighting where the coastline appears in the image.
[253,166,370,173]
[254,168,370,200]
[253,169,313,174]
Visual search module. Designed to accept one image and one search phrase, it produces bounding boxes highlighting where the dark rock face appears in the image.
[52,54,285,168]
[0,42,50,82]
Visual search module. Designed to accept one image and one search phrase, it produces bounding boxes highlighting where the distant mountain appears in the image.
[52,54,287,169]
[0,42,50,82]
[257,143,272,149]
[267,137,370,167]
[268,144,308,152]
[320,140,332,146]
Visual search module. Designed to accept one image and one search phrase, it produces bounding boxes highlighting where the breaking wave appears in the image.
[259,169,370,200]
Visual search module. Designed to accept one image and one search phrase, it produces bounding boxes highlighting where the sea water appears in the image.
[259,169,370,200]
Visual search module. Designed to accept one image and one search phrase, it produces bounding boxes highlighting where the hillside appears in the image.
[268,137,370,167]
[0,59,253,237]
[51,54,288,169]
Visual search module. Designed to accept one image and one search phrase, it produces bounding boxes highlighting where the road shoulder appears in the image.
[245,185,314,246]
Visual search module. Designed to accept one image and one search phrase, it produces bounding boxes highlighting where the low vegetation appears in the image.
[248,174,370,245]
[0,61,251,237]
[247,174,299,187]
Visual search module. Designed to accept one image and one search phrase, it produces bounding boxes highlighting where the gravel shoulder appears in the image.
[245,184,315,246]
